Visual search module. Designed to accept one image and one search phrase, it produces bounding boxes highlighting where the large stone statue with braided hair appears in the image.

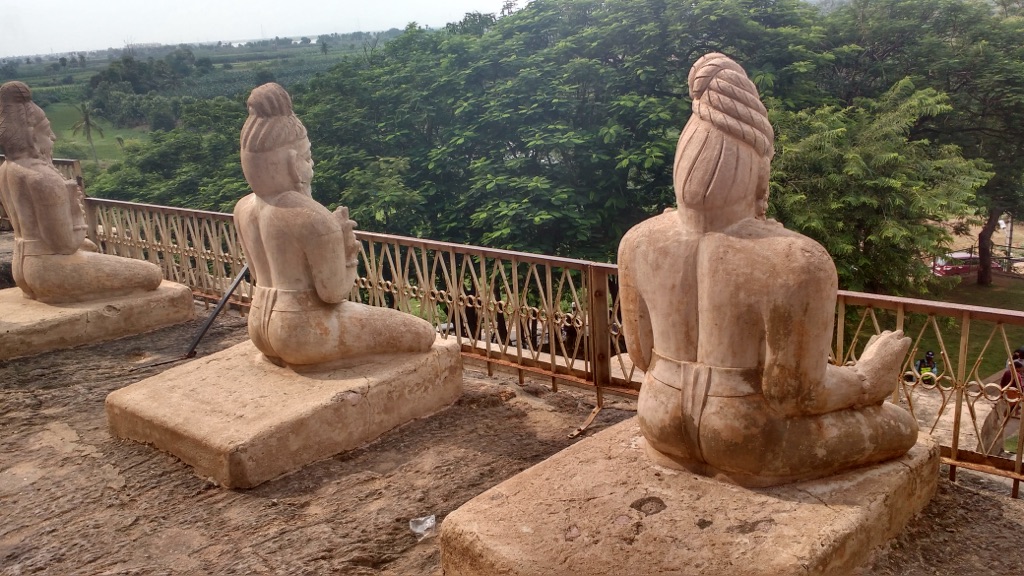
[106,83,459,488]
[617,53,919,486]
[234,82,435,366]
[0,81,162,303]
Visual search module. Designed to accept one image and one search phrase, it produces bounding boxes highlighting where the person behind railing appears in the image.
[234,83,435,366]
[914,350,939,385]
[617,53,918,487]
[0,81,161,303]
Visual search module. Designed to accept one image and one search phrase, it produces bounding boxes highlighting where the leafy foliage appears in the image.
[87,97,248,211]
[819,0,1024,283]
[83,0,1008,295]
[770,80,991,294]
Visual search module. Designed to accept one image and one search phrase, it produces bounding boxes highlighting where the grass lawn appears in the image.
[43,102,150,166]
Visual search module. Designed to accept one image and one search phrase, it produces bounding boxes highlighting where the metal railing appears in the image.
[79,197,1024,495]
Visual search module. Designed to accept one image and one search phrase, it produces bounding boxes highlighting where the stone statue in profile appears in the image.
[0,81,162,303]
[234,82,435,367]
[617,54,918,487]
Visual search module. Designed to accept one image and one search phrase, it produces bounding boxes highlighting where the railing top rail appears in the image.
[0,154,79,165]
[85,197,235,221]
[356,230,609,269]
[839,289,1024,325]
[84,197,1024,325]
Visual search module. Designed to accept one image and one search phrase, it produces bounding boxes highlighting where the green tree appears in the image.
[339,157,427,236]
[71,103,105,165]
[88,96,248,211]
[770,80,990,294]
[820,0,1024,285]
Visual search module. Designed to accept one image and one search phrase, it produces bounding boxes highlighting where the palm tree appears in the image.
[71,103,104,164]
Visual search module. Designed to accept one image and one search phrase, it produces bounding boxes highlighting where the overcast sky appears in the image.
[0,0,513,58]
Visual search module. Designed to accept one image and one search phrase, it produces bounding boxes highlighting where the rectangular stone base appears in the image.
[106,337,463,488]
[441,418,939,576]
[0,282,194,360]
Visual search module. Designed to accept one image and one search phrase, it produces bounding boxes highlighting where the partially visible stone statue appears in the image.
[0,81,162,303]
[617,54,918,487]
[234,83,435,367]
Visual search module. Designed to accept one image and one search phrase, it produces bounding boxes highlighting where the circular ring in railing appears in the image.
[357,278,369,288]
[474,296,484,308]
[376,279,386,290]
[552,311,565,324]
[964,381,984,399]
[1007,387,1022,404]
[526,307,539,320]
[457,294,468,306]
[401,287,411,297]
[610,322,622,336]
[934,374,955,391]
[429,289,439,301]
[572,316,584,329]
[444,291,455,304]
[982,383,1005,402]
[383,280,393,292]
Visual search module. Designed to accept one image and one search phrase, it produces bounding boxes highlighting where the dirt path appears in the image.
[2,304,1024,574]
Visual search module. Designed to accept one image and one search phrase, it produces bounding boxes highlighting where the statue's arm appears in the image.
[24,168,80,254]
[618,233,653,372]
[232,199,257,285]
[761,242,862,416]
[761,242,909,416]
[307,208,359,304]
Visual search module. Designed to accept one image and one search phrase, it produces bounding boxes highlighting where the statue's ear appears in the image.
[285,148,300,182]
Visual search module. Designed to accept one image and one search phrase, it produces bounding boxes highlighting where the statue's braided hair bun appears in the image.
[240,82,307,153]
[0,81,34,155]
[688,53,773,159]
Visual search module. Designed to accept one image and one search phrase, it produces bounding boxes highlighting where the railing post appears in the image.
[587,265,611,394]
[835,295,846,364]
[949,311,971,482]
[83,197,99,246]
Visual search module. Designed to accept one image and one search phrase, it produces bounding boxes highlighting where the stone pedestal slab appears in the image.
[106,337,463,489]
[0,282,194,361]
[440,418,938,576]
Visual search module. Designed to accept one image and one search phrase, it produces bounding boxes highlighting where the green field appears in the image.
[43,102,149,165]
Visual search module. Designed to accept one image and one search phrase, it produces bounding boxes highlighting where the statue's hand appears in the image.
[855,330,911,405]
[333,206,360,268]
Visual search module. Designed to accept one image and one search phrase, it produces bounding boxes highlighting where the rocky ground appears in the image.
[2,232,1024,574]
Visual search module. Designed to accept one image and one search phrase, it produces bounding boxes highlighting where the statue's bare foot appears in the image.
[856,330,911,404]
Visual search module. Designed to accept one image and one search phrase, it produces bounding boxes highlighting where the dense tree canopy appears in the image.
[819,0,1024,284]
[83,0,1023,295]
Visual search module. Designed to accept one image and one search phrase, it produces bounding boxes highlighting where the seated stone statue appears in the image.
[0,81,162,303]
[234,82,435,367]
[617,54,918,487]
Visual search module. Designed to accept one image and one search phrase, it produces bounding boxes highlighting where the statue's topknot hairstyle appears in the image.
[687,53,774,159]
[673,53,774,215]
[240,82,308,153]
[0,81,45,158]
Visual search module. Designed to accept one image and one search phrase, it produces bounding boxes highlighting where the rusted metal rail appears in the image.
[80,197,1024,495]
